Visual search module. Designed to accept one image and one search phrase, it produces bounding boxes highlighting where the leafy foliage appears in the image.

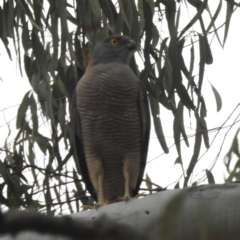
[0,0,239,214]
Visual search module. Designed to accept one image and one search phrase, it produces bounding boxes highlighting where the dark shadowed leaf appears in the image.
[16,91,31,129]
[206,1,222,33]
[66,186,74,214]
[164,0,177,37]
[145,173,152,191]
[142,0,153,66]
[148,94,169,153]
[15,0,43,31]
[185,123,202,186]
[206,169,215,183]
[174,157,182,165]
[0,159,22,207]
[223,0,234,46]
[203,36,213,65]
[209,82,222,112]
[99,0,117,26]
[173,117,182,162]
[0,6,12,59]
[200,118,209,149]
[6,0,14,38]
[178,0,208,39]
[198,34,206,95]
[29,93,38,133]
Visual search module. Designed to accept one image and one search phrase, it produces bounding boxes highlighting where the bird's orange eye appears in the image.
[110,38,119,45]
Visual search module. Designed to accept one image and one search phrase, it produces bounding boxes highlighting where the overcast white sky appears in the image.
[0,2,240,191]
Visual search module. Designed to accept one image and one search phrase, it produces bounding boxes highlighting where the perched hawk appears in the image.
[71,35,150,206]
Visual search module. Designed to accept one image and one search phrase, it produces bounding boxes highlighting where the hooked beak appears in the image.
[127,39,137,51]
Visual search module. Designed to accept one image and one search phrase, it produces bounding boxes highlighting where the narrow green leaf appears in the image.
[22,21,31,53]
[148,94,169,153]
[168,35,182,89]
[224,128,240,164]
[27,142,39,187]
[0,6,12,59]
[223,0,234,46]
[173,117,182,162]
[15,0,43,31]
[139,64,156,98]
[174,181,180,189]
[33,0,43,28]
[204,37,213,65]
[31,31,49,82]
[57,78,69,98]
[185,123,202,186]
[99,0,117,26]
[73,169,84,193]
[16,91,31,129]
[53,185,61,205]
[191,181,197,187]
[145,173,152,191]
[206,170,215,184]
[179,0,207,39]
[18,136,50,154]
[169,35,194,110]
[206,2,223,47]
[177,101,189,147]
[206,1,222,33]
[209,82,222,112]
[38,80,49,101]
[7,0,14,37]
[198,34,206,96]
[29,93,38,133]
[43,177,53,214]
[187,0,203,8]
[0,183,9,206]
[137,0,145,35]
[189,39,194,78]
[0,159,22,207]
[200,118,209,149]
[152,24,160,49]
[142,0,153,66]
[57,1,68,68]
[118,0,131,29]
[165,0,177,37]
[174,157,182,165]
[129,1,139,42]
[175,4,181,31]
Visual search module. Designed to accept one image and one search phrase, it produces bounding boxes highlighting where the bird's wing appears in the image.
[70,91,97,201]
[133,80,151,196]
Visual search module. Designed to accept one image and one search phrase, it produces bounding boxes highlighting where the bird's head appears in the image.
[87,35,136,70]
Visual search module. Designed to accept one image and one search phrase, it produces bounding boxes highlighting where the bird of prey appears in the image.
[71,35,150,206]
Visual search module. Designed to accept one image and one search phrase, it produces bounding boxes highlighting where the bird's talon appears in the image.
[82,205,95,210]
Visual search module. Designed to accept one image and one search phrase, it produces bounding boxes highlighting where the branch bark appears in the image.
[1,183,240,240]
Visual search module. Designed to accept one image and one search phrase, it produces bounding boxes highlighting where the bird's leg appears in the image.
[96,174,105,206]
[95,172,112,207]
[116,160,132,202]
[123,171,131,201]
[116,157,143,202]
[82,174,106,210]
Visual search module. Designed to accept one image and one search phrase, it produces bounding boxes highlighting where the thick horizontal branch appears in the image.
[1,183,240,240]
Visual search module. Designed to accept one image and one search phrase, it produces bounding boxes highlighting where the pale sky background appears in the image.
[0,2,240,195]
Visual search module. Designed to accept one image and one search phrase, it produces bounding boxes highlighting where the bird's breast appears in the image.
[76,64,142,158]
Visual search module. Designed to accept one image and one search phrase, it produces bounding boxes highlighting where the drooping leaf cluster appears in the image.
[0,0,238,213]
